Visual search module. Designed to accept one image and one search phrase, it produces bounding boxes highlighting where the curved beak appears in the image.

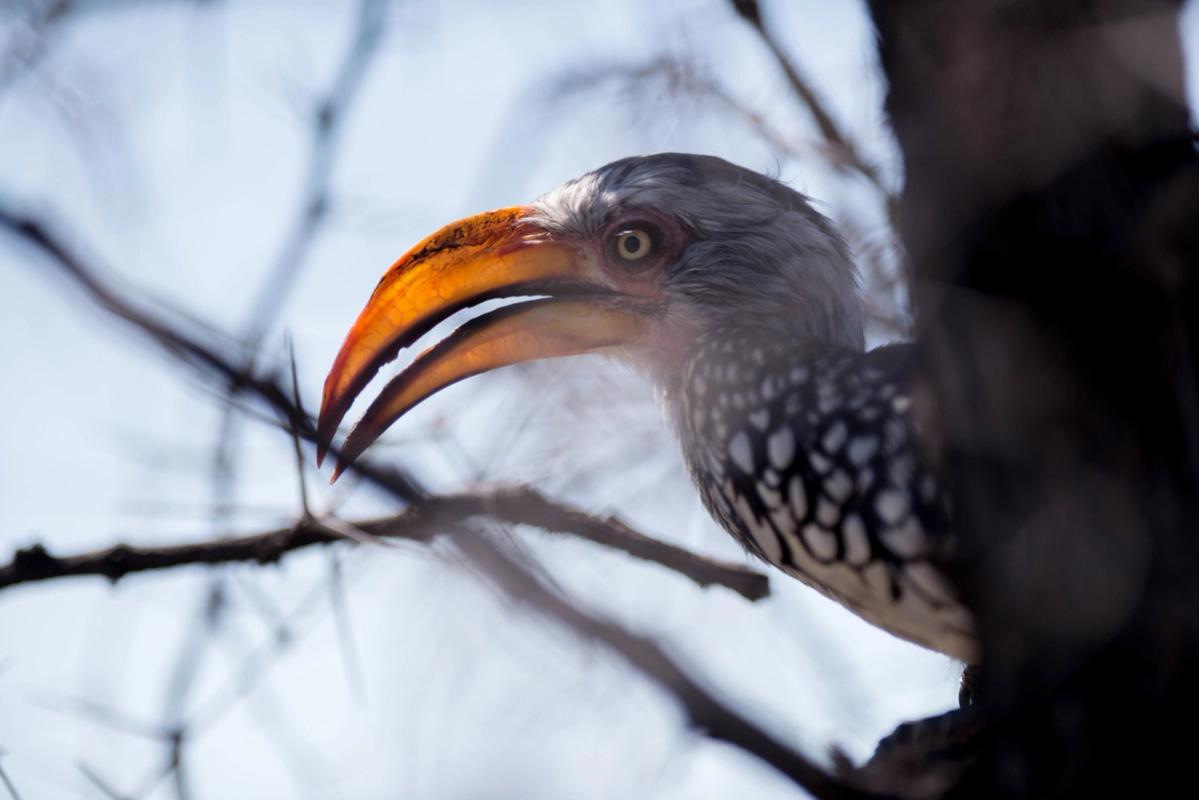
[317,206,650,480]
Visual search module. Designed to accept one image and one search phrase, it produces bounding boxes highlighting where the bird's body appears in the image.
[318,153,977,662]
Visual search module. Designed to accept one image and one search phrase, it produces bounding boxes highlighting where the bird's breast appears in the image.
[676,330,976,661]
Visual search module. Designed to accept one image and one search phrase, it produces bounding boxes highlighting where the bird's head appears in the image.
[317,153,863,478]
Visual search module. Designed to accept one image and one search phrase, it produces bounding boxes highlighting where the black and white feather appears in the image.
[678,329,974,660]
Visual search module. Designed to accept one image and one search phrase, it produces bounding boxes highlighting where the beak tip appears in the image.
[315,403,338,470]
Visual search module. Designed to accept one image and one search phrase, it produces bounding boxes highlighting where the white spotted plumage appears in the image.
[678,327,976,661]
[767,428,795,470]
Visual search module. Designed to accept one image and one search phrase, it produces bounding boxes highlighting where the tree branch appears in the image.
[0,487,770,600]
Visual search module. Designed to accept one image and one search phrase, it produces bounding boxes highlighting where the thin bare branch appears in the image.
[240,0,390,346]
[325,549,367,702]
[32,692,169,741]
[0,754,21,800]
[730,0,888,196]
[0,0,71,99]
[77,762,128,800]
[285,339,313,518]
[206,0,392,621]
[551,56,816,163]
[0,487,770,600]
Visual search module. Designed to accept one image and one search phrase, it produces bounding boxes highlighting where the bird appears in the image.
[316,153,977,664]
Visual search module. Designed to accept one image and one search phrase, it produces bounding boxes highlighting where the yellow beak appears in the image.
[317,206,650,480]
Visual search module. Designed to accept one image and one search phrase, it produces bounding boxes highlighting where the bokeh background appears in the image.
[1,2,1195,798]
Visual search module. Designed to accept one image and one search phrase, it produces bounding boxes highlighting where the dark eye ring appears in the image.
[609,223,662,266]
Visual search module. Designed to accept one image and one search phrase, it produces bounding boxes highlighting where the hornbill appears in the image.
[317,153,976,664]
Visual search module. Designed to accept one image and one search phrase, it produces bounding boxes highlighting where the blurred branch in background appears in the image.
[0,753,19,800]
[727,0,908,338]
[173,2,391,792]
[0,0,218,100]
[550,55,819,166]
[238,0,389,343]
[209,0,392,541]
[0,0,70,98]
[729,0,890,202]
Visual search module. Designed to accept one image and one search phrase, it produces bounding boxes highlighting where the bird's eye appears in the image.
[610,224,661,266]
[616,229,651,260]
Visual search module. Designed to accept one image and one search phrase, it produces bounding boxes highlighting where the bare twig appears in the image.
[0,753,21,800]
[163,6,391,786]
[0,487,770,600]
[33,692,169,741]
[325,548,366,701]
[166,731,189,800]
[285,339,312,518]
[77,762,128,800]
[239,0,390,345]
[205,0,391,622]
[551,56,817,163]
[730,0,887,195]
[0,0,71,99]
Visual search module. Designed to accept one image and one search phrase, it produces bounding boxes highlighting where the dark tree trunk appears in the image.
[868,0,1199,795]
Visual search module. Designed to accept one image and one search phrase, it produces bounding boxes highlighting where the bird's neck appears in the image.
[662,323,853,454]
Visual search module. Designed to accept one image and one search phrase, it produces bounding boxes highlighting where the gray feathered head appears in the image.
[530,153,863,354]
[319,153,864,475]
